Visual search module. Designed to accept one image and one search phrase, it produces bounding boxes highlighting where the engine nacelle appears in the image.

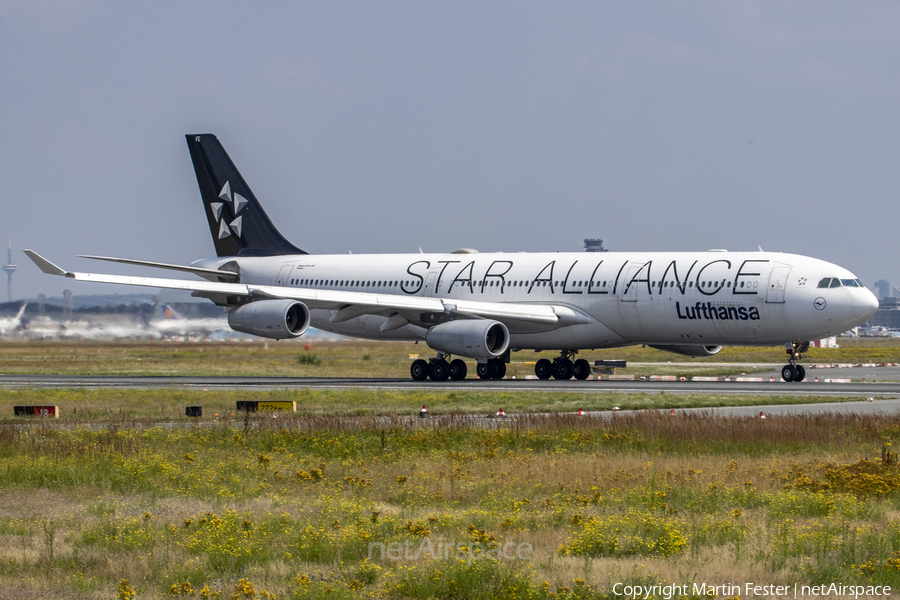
[425,319,509,359]
[227,299,310,340]
[648,344,723,358]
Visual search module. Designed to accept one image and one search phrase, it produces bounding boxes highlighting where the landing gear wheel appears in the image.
[429,359,450,381]
[491,360,506,380]
[411,359,429,381]
[450,359,467,381]
[535,359,553,380]
[573,359,591,380]
[795,365,806,382]
[781,365,798,382]
[553,358,574,380]
[477,362,497,379]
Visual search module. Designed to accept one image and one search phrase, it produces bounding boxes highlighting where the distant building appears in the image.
[875,280,891,300]
[867,297,900,329]
[584,239,608,252]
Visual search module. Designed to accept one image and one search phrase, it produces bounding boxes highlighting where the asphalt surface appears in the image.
[1,372,899,398]
[4,371,900,420]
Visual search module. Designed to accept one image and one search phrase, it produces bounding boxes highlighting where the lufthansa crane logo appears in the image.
[814,297,826,310]
[209,181,247,239]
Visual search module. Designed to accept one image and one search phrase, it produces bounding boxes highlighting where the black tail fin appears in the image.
[186,134,307,257]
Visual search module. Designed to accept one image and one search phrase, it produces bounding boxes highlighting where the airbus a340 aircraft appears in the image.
[26,134,879,382]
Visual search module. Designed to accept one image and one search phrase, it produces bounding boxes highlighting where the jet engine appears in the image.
[425,319,509,359]
[227,299,310,340]
[648,344,723,358]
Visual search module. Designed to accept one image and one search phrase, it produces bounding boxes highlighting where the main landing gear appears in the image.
[475,358,506,380]
[410,353,469,381]
[534,351,591,381]
[781,341,809,382]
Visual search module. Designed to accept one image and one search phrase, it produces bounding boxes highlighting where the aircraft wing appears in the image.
[24,251,589,330]
[78,255,239,281]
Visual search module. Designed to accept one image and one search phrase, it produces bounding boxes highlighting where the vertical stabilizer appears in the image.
[186,134,307,257]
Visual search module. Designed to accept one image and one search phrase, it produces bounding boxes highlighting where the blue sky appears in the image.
[2,1,899,300]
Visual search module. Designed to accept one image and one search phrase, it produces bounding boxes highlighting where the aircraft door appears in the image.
[619,264,641,302]
[766,267,791,303]
[423,271,438,297]
[276,264,293,287]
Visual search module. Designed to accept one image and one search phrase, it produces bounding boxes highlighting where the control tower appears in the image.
[584,239,608,252]
[1,241,16,302]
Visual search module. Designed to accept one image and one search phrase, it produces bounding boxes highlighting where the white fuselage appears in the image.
[195,250,878,350]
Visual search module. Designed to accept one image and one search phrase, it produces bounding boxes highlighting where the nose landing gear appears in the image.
[781,341,809,382]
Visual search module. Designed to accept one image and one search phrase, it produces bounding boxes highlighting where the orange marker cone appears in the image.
[759,412,766,419]
[613,406,620,411]
[815,377,819,382]
[419,405,429,418]
[577,408,584,416]
[770,377,775,382]
[868,397,874,402]
[496,408,506,418]
[680,375,685,382]
[670,409,676,416]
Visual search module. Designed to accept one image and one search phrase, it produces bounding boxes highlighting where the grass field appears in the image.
[2,410,900,599]
[1,339,900,598]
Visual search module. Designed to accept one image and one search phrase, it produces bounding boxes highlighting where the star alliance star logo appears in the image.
[797,277,807,286]
[209,181,247,239]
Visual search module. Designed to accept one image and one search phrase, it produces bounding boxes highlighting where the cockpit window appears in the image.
[818,277,864,289]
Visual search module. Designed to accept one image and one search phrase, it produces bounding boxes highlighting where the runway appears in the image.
[2,373,899,398]
[3,373,900,419]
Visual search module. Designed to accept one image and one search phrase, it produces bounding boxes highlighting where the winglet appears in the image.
[23,250,70,276]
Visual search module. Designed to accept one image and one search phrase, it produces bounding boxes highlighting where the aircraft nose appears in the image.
[853,288,879,320]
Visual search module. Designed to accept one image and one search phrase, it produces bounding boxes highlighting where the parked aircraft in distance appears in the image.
[26,134,879,381]
[0,303,27,337]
